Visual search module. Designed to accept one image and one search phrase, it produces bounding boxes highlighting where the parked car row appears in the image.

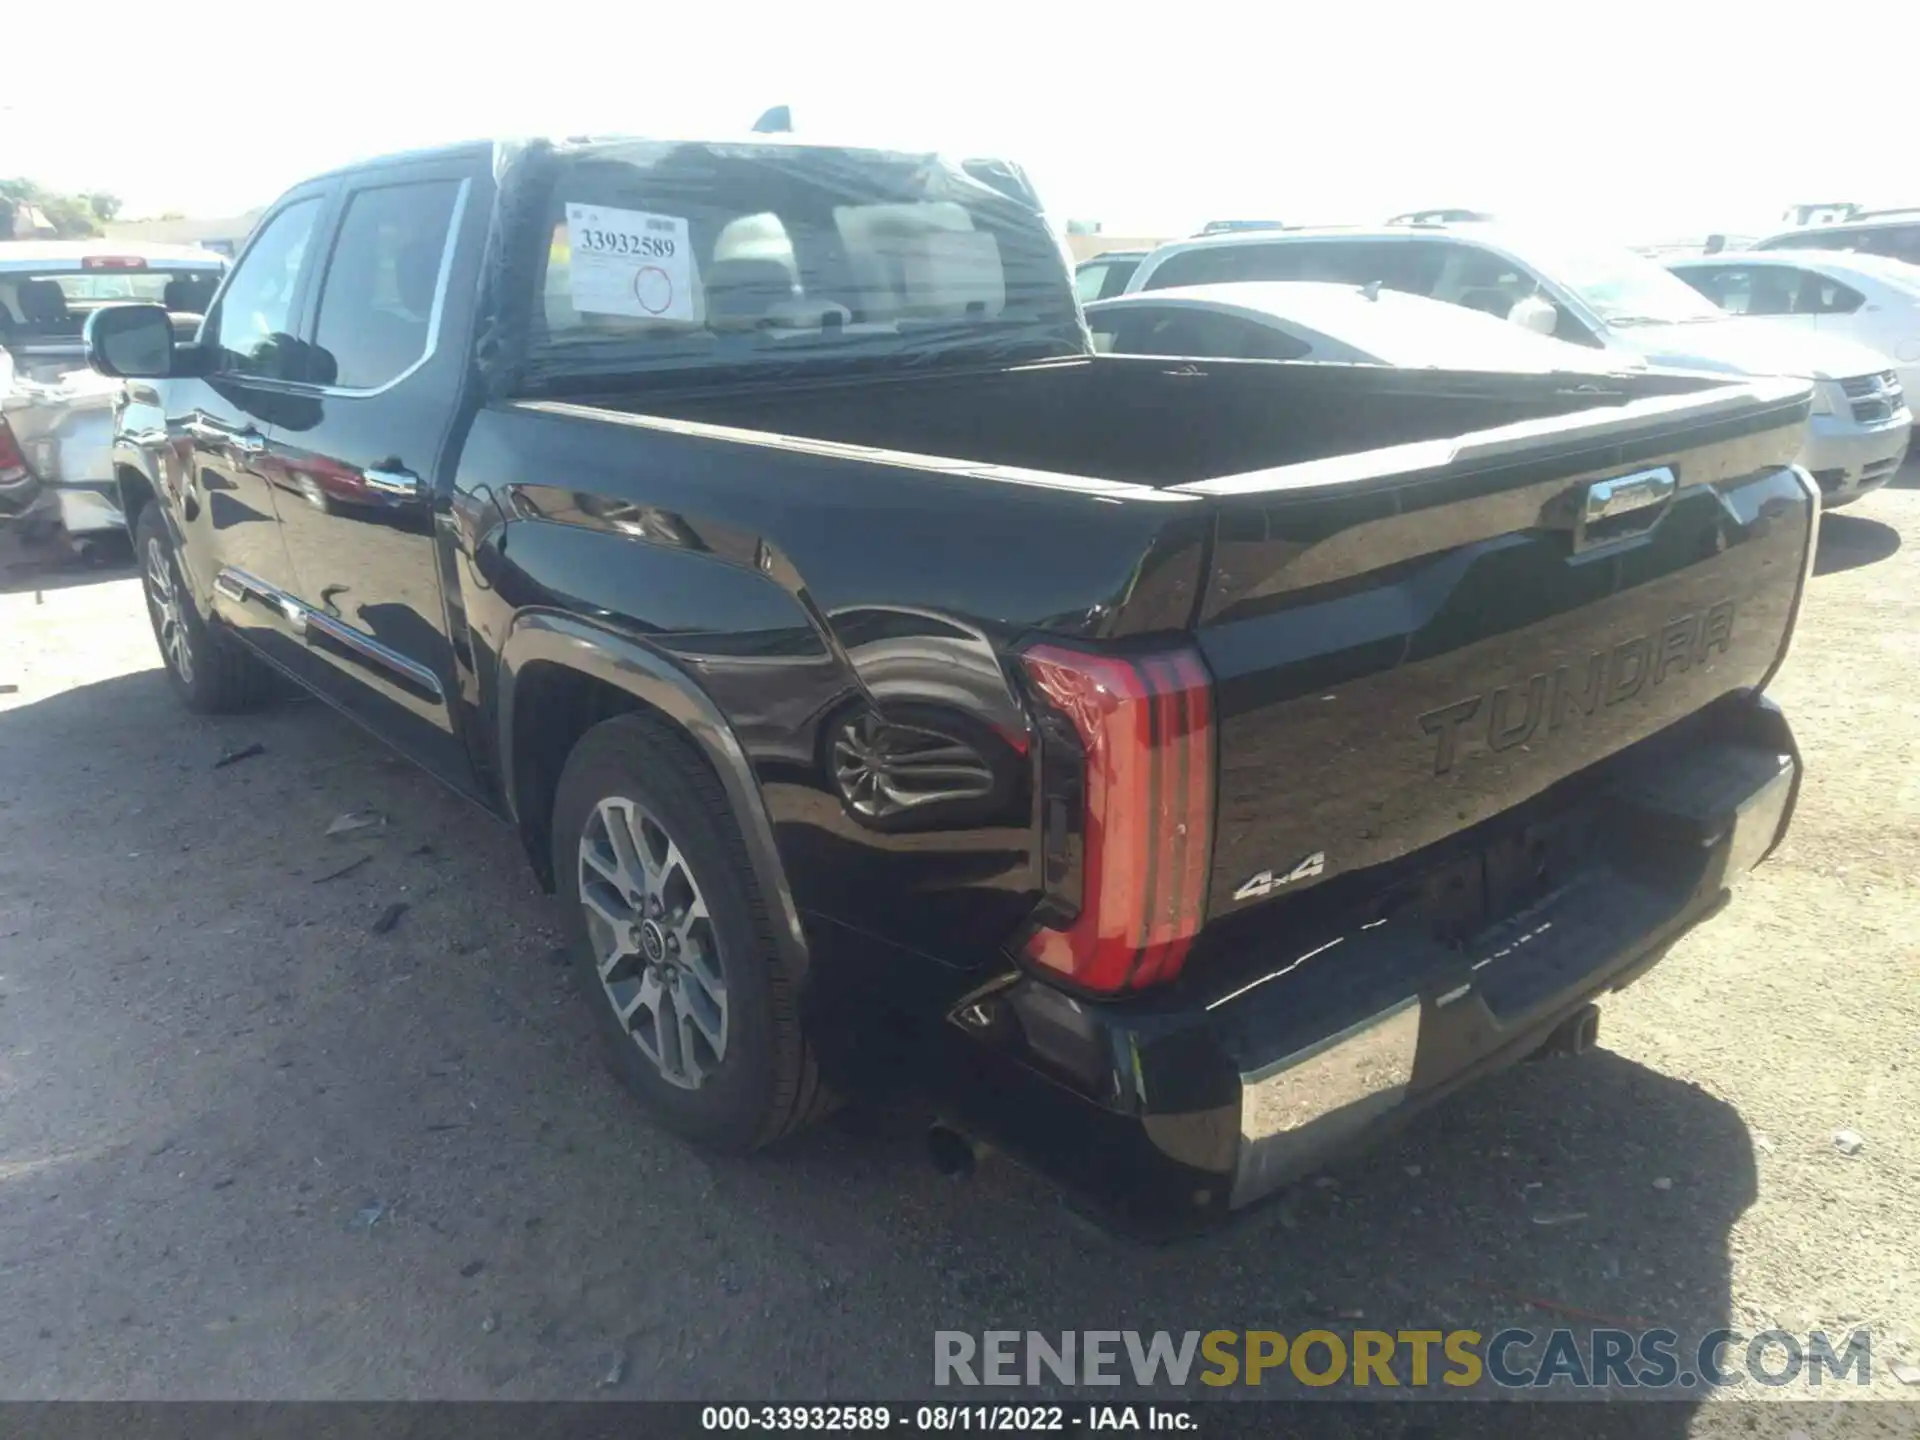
[1076,215,1914,506]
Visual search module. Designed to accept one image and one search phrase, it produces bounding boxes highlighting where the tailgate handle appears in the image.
[1575,466,1676,549]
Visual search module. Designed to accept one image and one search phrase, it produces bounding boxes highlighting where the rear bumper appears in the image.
[929,697,1800,1238]
[51,481,126,535]
[1,389,119,530]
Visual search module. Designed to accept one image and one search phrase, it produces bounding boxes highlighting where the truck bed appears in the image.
[585,352,1731,485]
[503,355,1814,965]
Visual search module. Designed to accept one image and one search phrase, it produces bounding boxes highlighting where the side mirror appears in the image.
[85,304,175,379]
[1507,295,1559,337]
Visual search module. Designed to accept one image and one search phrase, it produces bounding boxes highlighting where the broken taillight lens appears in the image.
[1019,644,1215,992]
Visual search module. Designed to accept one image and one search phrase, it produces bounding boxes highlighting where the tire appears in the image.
[552,711,828,1152]
[135,504,275,714]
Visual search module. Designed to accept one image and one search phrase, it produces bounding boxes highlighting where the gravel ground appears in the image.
[0,466,1915,1423]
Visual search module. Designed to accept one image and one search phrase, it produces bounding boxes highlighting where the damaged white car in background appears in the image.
[1,242,225,549]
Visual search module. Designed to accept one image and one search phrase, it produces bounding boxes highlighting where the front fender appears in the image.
[110,433,161,515]
[496,608,808,978]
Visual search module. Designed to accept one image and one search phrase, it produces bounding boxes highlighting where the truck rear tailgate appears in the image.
[1177,378,1816,922]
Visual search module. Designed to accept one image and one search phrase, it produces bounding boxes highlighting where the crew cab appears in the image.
[88,137,1815,1236]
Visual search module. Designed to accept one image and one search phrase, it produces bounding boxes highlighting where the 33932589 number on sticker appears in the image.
[576,226,678,259]
[563,202,696,322]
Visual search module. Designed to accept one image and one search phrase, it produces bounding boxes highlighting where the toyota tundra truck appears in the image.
[85,136,1815,1236]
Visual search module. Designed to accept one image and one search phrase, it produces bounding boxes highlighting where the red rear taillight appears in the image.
[81,255,147,270]
[0,418,30,484]
[1019,644,1215,992]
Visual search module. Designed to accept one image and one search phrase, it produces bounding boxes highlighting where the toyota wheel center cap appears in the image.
[639,919,667,963]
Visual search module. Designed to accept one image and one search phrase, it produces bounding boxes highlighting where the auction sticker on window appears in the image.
[564,204,696,321]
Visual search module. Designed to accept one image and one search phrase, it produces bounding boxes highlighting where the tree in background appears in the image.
[0,181,125,240]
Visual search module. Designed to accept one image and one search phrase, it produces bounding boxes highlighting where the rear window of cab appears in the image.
[520,142,1079,378]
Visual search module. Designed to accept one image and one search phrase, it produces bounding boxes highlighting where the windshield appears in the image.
[518,141,1083,389]
[1526,241,1725,325]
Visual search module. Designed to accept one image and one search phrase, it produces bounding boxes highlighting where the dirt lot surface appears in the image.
[0,468,1915,1424]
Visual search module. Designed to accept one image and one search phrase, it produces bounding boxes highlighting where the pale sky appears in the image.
[3,0,1907,244]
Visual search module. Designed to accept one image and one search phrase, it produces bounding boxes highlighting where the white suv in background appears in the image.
[1125,225,1911,506]
[1750,212,1920,268]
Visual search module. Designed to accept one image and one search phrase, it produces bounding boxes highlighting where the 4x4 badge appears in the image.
[1234,852,1326,901]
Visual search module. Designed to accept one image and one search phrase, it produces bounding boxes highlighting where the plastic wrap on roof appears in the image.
[475,137,1087,398]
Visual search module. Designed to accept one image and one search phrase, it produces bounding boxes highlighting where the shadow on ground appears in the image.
[0,525,135,598]
[0,670,1756,1419]
[1814,513,1903,576]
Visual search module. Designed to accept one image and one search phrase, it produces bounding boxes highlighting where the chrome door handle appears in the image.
[363,466,420,498]
[183,419,265,455]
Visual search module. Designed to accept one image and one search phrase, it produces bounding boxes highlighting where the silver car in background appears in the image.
[0,241,226,545]
[1125,225,1910,505]
[1086,279,1636,372]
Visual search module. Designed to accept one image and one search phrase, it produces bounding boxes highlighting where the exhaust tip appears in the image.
[926,1124,978,1179]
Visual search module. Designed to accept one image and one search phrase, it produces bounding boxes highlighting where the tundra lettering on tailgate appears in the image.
[1419,601,1736,776]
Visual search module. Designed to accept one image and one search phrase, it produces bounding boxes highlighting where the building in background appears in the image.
[102,210,263,257]
[1065,233,1170,263]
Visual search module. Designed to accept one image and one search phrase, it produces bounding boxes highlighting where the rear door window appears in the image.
[1798,271,1865,314]
[1686,265,1865,317]
[310,178,462,390]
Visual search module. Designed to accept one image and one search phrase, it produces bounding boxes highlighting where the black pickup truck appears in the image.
[86,136,1815,1236]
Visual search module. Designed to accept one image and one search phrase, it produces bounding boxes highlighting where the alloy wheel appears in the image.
[576,797,728,1090]
[144,536,194,686]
